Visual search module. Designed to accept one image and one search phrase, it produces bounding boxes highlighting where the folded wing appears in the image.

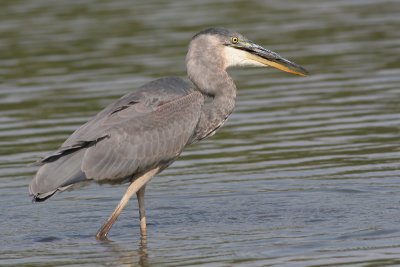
[30,77,204,201]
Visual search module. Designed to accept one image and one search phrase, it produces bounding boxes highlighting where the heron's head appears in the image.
[187,28,308,77]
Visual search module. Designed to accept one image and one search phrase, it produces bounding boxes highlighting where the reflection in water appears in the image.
[101,236,150,267]
[138,237,150,267]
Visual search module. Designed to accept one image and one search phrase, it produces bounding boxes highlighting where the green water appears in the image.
[1,0,400,266]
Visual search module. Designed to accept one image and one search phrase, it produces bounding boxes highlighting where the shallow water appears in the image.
[1,0,400,266]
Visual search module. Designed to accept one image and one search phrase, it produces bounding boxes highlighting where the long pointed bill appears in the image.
[237,42,309,76]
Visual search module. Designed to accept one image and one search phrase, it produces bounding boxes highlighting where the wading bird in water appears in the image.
[30,28,308,240]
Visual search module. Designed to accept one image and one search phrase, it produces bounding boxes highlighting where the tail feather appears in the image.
[31,190,58,202]
[29,149,87,201]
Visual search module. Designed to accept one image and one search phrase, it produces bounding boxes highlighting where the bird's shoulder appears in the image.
[97,76,195,117]
[120,77,195,108]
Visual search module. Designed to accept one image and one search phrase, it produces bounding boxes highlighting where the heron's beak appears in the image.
[233,42,309,76]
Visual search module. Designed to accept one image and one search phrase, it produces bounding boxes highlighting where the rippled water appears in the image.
[2,0,400,266]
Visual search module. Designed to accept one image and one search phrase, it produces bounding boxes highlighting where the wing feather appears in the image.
[82,91,203,182]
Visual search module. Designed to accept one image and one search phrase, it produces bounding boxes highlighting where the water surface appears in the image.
[1,0,400,266]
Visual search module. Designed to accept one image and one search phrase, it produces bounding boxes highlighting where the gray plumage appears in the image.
[29,28,308,239]
[30,77,203,199]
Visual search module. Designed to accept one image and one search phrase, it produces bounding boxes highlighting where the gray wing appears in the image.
[64,77,196,147]
[30,77,204,201]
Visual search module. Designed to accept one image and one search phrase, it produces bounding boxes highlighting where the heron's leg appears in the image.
[136,185,147,236]
[96,168,159,241]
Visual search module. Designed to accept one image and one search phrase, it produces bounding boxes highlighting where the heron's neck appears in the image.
[188,65,236,142]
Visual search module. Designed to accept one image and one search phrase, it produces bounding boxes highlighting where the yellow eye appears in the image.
[231,37,239,44]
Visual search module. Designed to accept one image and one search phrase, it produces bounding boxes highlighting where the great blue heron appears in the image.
[29,28,308,240]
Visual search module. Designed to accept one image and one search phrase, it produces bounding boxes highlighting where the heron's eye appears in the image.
[231,37,239,44]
